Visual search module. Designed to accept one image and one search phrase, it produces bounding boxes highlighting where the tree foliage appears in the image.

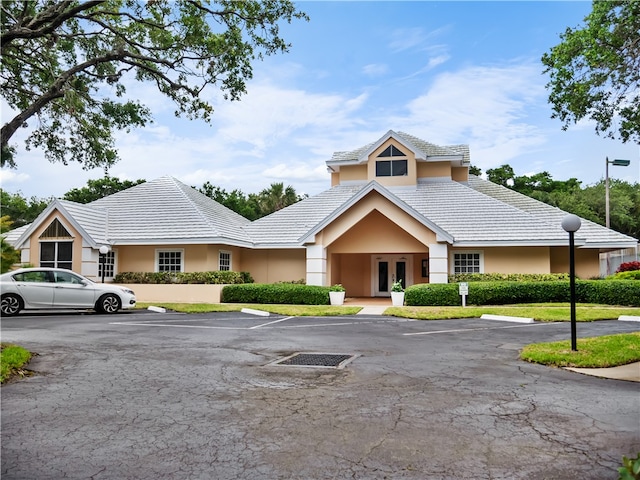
[0,189,51,228]
[198,180,306,220]
[485,164,640,239]
[542,0,640,143]
[63,176,145,203]
[1,0,308,168]
[1,215,22,272]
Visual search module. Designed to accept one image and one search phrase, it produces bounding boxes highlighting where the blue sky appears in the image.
[2,0,639,199]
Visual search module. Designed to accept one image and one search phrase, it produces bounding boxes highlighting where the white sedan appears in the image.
[0,267,136,316]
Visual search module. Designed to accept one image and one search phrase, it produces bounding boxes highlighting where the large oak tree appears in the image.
[1,0,307,168]
[542,0,640,143]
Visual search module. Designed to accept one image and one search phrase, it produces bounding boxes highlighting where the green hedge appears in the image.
[221,283,331,305]
[448,273,569,283]
[405,281,640,307]
[113,271,253,284]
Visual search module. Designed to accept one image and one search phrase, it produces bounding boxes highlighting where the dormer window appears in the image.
[376,145,407,177]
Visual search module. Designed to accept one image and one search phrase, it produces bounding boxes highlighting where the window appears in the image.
[40,241,73,270]
[157,249,183,272]
[378,145,406,157]
[453,252,482,274]
[219,251,231,271]
[376,160,408,177]
[98,251,115,280]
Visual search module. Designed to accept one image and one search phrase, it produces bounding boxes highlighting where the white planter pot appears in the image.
[329,291,345,306]
[391,291,405,306]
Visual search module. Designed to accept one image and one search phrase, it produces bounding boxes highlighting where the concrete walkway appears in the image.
[345,297,392,315]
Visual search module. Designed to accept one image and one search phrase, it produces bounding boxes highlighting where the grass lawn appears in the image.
[137,302,362,316]
[136,301,640,321]
[1,343,32,383]
[386,303,640,322]
[520,332,640,368]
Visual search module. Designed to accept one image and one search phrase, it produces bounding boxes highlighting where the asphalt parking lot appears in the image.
[2,310,639,480]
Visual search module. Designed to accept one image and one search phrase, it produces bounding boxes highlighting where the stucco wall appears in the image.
[122,284,223,303]
[550,246,601,279]
[238,248,306,284]
[482,247,551,273]
[366,139,418,187]
[416,161,451,179]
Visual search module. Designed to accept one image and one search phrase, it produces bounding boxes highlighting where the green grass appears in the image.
[1,343,32,383]
[386,303,640,322]
[137,302,362,316]
[520,332,640,368]
[138,302,640,320]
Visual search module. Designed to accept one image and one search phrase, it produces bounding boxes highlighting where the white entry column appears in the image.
[428,243,449,283]
[306,244,327,286]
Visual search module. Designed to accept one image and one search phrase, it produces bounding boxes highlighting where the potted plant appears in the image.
[329,284,346,305]
[390,280,404,306]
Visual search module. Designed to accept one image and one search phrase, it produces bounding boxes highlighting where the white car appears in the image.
[0,267,136,316]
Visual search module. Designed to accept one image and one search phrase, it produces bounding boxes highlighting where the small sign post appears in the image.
[459,282,469,307]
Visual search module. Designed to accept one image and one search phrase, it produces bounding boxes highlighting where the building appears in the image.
[9,130,637,297]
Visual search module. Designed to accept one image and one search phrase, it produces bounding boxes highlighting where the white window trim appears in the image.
[219,250,232,271]
[155,248,185,272]
[451,250,484,274]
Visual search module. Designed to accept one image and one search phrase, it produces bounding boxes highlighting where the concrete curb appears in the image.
[618,315,640,322]
[480,314,534,324]
[241,307,270,317]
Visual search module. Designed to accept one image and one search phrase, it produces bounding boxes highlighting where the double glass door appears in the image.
[373,256,408,297]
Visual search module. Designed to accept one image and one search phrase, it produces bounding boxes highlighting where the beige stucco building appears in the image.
[9,131,638,297]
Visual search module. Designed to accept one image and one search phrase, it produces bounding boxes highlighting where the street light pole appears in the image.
[99,245,111,283]
[562,214,581,352]
[605,157,631,229]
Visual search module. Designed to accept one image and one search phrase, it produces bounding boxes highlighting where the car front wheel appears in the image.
[96,294,121,314]
[1,294,23,316]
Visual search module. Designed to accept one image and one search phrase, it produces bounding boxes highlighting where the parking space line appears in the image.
[403,322,558,336]
[249,316,294,329]
[110,321,247,330]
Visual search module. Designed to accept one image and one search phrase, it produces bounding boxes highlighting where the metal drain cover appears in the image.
[270,352,358,369]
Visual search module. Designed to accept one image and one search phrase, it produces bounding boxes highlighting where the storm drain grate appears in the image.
[270,353,358,369]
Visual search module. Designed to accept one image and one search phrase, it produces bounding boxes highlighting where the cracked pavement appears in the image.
[2,312,639,479]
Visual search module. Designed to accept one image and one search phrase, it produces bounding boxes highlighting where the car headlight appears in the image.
[119,288,135,295]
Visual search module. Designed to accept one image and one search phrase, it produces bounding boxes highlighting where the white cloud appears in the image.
[362,63,389,77]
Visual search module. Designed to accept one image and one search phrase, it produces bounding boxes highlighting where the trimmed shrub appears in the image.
[448,273,569,283]
[113,271,252,284]
[405,280,640,307]
[222,283,331,305]
[610,270,640,281]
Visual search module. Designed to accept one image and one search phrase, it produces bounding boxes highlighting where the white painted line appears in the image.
[480,314,534,323]
[403,322,556,336]
[110,322,247,330]
[147,306,166,313]
[618,315,640,322]
[241,307,270,317]
[249,316,294,329]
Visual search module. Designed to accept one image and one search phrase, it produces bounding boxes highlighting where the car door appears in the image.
[12,270,55,307]
[51,271,97,308]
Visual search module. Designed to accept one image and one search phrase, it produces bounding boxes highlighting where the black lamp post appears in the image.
[561,214,581,351]
[99,245,111,283]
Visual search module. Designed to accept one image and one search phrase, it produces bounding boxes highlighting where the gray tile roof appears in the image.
[329,131,469,164]
[90,176,252,245]
[246,176,637,248]
[8,174,635,252]
[466,175,637,247]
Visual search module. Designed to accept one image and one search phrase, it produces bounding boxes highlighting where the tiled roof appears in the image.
[90,176,251,244]
[244,184,366,246]
[246,176,636,248]
[329,131,469,163]
[466,175,638,247]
